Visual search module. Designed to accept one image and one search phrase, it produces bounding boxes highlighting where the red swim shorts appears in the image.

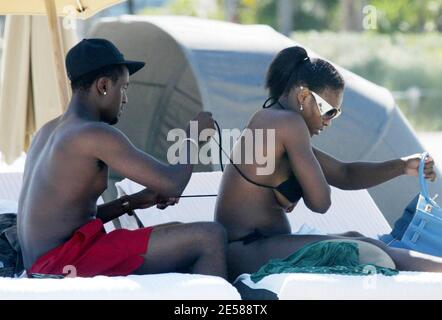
[28,218,154,277]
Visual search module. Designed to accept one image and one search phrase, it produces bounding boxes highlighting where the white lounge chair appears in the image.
[0,171,240,300]
[116,171,442,300]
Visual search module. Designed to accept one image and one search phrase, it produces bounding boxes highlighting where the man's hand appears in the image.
[402,153,437,181]
[188,112,216,146]
[129,188,159,210]
[129,188,180,210]
[155,197,179,210]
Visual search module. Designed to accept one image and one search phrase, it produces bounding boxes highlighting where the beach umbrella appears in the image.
[0,0,125,164]
[0,15,78,164]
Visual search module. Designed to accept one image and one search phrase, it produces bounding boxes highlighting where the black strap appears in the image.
[213,120,276,190]
[262,97,278,109]
[168,115,279,199]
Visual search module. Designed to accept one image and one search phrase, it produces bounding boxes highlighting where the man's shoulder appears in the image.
[74,122,125,140]
[72,122,130,152]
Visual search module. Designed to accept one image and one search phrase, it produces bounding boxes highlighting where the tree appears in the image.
[277,0,294,35]
[127,0,135,14]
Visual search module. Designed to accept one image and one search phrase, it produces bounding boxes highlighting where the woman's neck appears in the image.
[275,96,301,115]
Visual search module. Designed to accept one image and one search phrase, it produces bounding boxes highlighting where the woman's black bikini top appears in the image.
[274,174,304,203]
[227,157,303,203]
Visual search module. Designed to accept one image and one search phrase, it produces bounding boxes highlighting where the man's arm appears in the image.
[96,189,178,223]
[82,124,196,198]
[96,196,133,224]
[313,148,436,190]
[82,113,214,198]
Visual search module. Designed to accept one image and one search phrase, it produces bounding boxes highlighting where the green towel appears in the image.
[251,241,398,283]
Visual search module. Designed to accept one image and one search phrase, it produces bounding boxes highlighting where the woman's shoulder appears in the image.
[250,108,307,133]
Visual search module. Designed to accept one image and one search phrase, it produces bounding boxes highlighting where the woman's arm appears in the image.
[280,114,331,213]
[313,148,436,190]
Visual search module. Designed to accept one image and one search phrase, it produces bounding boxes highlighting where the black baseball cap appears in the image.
[66,38,145,81]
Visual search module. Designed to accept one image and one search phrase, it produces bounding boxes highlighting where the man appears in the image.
[17,39,227,279]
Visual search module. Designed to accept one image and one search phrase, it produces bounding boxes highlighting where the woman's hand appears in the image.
[402,153,437,181]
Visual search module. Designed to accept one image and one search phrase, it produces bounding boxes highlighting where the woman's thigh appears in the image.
[227,232,442,281]
[227,233,344,281]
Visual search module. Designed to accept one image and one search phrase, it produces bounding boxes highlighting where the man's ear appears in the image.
[95,77,108,96]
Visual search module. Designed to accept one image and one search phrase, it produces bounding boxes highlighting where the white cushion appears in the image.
[0,273,240,300]
[236,271,442,300]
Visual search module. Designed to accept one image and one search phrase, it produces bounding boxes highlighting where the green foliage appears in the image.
[370,0,442,33]
[292,0,341,31]
[139,0,442,34]
[255,0,276,28]
[254,0,341,30]
[140,0,224,20]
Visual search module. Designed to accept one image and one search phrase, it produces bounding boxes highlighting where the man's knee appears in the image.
[154,221,182,229]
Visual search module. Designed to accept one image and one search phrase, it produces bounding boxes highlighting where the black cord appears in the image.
[212,120,276,190]
[176,122,224,199]
[176,120,276,199]
[179,194,217,198]
[214,120,224,172]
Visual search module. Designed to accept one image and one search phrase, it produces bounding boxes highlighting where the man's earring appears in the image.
[103,91,107,96]
[300,104,303,111]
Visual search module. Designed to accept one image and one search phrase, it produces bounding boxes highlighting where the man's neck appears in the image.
[64,93,101,122]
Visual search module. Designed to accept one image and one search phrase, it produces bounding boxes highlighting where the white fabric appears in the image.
[116,172,392,238]
[115,172,221,228]
[235,272,442,300]
[0,199,18,215]
[0,172,23,202]
[0,273,240,300]
[294,223,326,235]
[288,188,392,238]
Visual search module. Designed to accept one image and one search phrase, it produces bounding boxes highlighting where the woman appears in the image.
[215,46,442,281]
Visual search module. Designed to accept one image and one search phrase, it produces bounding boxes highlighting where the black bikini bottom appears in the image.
[231,229,268,245]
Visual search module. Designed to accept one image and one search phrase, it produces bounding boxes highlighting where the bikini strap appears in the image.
[262,97,278,109]
[213,120,276,190]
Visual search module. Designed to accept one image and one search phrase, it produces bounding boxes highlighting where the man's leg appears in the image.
[134,222,228,279]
